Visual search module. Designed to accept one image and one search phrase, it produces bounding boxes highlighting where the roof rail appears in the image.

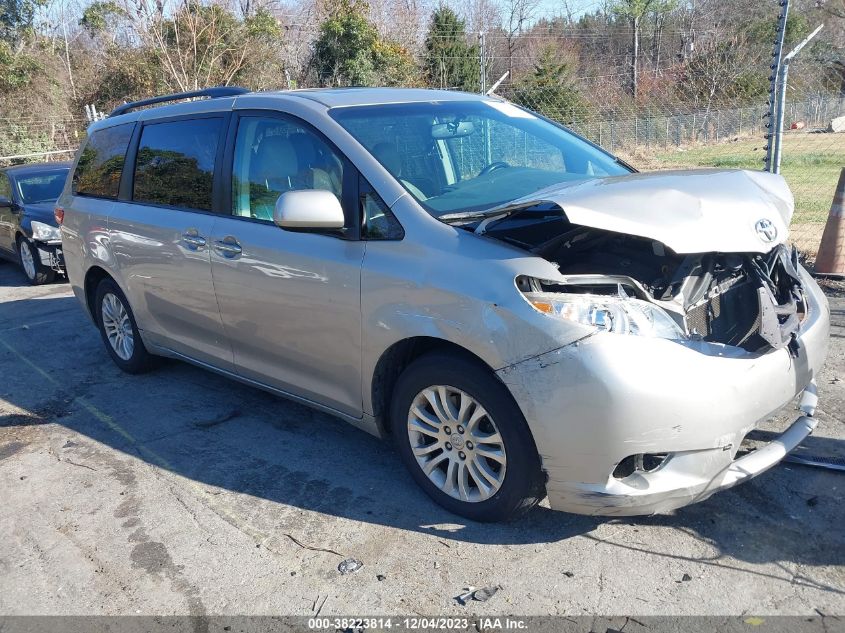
[108,86,250,118]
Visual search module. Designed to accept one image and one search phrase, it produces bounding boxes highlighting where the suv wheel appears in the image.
[17,237,55,285]
[390,352,544,522]
[95,278,156,374]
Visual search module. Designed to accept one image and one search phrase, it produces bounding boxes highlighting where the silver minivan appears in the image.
[59,87,829,521]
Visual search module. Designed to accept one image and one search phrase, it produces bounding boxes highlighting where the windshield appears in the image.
[16,169,69,204]
[331,100,629,217]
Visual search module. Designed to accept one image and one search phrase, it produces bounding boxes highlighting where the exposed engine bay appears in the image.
[480,207,806,354]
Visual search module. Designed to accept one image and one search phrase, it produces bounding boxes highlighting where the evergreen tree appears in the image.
[512,45,586,122]
[314,0,415,87]
[423,5,479,91]
[0,0,43,45]
[314,0,379,86]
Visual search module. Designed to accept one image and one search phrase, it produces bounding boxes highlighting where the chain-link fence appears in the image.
[2,62,843,258]
[0,116,86,166]
[498,64,844,257]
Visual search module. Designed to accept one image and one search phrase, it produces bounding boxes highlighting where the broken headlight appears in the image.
[30,221,61,242]
[525,292,685,339]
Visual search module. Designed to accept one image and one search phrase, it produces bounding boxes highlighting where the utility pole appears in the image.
[764,0,789,172]
[478,32,486,94]
[772,24,824,174]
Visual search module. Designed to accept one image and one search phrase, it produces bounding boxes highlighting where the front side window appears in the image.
[331,100,629,217]
[16,169,69,204]
[72,123,134,199]
[133,118,222,211]
[232,116,344,222]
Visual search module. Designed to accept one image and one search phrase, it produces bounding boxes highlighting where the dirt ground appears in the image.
[0,261,843,619]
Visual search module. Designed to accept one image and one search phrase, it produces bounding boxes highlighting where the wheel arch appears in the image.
[83,265,114,324]
[369,336,500,436]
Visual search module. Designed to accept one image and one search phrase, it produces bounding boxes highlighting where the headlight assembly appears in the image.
[30,221,61,242]
[525,291,685,339]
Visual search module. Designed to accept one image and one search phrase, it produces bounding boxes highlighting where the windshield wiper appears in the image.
[440,200,561,234]
[438,207,516,225]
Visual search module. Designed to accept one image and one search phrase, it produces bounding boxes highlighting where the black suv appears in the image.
[0,162,70,284]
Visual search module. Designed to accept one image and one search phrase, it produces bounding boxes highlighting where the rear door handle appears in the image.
[213,238,242,257]
[182,232,206,249]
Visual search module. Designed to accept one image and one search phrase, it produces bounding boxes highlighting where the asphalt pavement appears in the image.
[0,261,843,618]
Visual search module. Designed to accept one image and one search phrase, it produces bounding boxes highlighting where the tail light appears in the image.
[54,206,64,225]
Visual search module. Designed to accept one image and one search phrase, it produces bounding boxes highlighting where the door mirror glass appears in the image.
[0,196,11,208]
[273,190,345,230]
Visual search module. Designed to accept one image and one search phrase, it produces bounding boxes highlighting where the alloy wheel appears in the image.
[101,292,134,361]
[19,241,36,280]
[407,385,507,503]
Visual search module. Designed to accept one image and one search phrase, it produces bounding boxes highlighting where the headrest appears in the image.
[254,136,299,179]
[372,142,401,175]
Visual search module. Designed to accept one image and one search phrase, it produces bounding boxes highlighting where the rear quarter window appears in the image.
[72,123,134,199]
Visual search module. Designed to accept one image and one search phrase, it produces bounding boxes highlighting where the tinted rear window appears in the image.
[17,169,69,203]
[132,118,222,211]
[72,123,134,199]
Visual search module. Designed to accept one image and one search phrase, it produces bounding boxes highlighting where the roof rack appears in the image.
[108,86,250,118]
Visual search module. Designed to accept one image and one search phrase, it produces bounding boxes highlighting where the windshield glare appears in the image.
[331,100,629,217]
[17,170,69,204]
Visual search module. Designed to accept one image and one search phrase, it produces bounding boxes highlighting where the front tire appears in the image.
[390,352,544,522]
[17,237,55,285]
[95,278,157,374]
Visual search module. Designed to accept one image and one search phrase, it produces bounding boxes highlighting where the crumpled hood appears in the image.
[495,169,793,254]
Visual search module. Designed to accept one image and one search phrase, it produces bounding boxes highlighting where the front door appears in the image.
[109,116,234,371]
[209,113,364,416]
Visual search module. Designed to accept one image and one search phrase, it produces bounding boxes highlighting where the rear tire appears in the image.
[390,352,544,522]
[17,237,55,285]
[95,278,157,374]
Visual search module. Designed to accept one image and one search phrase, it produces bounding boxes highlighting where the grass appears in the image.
[622,133,844,226]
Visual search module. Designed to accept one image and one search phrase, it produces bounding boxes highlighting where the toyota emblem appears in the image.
[755,218,778,243]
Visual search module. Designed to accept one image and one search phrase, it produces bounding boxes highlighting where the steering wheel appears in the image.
[479,161,510,176]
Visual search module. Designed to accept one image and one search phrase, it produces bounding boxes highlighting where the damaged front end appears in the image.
[485,218,828,515]
[439,168,808,355]
[512,225,806,356]
[453,169,829,515]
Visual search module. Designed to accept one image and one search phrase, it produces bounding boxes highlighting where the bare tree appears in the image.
[274,0,319,86]
[650,7,665,69]
[611,0,675,98]
[368,0,431,52]
[501,0,539,78]
[49,0,81,99]
[115,0,278,92]
[455,0,501,34]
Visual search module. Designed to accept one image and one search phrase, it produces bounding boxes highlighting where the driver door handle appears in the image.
[213,239,242,257]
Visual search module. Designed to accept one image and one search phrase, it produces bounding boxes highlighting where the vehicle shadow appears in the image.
[0,289,843,579]
[0,259,68,288]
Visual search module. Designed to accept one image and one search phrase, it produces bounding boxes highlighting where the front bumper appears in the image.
[497,266,830,516]
[33,240,65,273]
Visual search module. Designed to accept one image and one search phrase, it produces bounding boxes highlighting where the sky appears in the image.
[532,0,609,21]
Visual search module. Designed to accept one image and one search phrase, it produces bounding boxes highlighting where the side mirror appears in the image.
[0,196,11,208]
[273,190,345,230]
